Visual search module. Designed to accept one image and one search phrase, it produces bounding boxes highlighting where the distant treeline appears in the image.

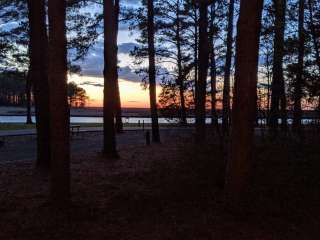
[0,71,27,106]
[0,71,88,107]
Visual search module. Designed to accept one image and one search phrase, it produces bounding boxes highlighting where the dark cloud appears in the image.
[118,42,139,54]
[76,41,170,84]
[125,0,140,5]
[76,41,143,82]
[118,66,141,82]
[80,81,104,87]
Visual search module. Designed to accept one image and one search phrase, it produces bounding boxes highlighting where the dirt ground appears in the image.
[0,129,320,239]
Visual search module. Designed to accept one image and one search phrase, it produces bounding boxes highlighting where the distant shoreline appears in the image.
[0,106,319,118]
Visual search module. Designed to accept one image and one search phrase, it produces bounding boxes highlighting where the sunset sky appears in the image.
[69,75,161,108]
[68,0,160,108]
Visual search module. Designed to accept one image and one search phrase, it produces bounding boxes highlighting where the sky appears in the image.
[69,0,155,108]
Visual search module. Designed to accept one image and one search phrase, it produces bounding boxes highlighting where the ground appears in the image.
[0,129,320,239]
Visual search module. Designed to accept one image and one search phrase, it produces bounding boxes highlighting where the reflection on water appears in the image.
[0,116,212,124]
[0,115,316,125]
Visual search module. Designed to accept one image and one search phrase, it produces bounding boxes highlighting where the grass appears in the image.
[0,123,36,131]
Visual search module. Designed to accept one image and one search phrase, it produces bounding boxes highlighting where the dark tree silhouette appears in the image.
[103,0,118,157]
[308,0,320,72]
[225,0,264,202]
[209,2,218,128]
[222,0,234,134]
[293,0,305,131]
[270,0,287,130]
[147,0,160,143]
[25,71,33,124]
[27,0,51,169]
[114,0,124,134]
[195,1,209,143]
[48,0,70,205]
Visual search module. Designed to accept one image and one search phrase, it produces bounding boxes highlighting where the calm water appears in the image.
[0,115,211,124]
[0,115,315,125]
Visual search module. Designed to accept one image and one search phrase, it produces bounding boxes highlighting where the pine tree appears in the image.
[225,0,264,202]
[103,0,119,157]
[48,0,70,206]
[27,0,51,169]
[222,0,235,134]
[270,0,287,131]
[147,0,161,142]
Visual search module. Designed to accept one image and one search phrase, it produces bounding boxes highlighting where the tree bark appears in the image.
[270,0,287,130]
[209,3,218,128]
[103,0,118,156]
[48,0,70,205]
[293,0,305,131]
[176,0,187,125]
[27,0,51,170]
[194,8,199,106]
[25,71,33,124]
[195,2,209,143]
[225,0,264,202]
[222,0,235,134]
[147,0,160,143]
[308,0,320,73]
[114,0,124,134]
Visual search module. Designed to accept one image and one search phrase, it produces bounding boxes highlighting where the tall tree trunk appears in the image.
[25,71,33,124]
[147,0,160,143]
[308,0,320,72]
[195,2,209,143]
[194,8,199,106]
[225,0,264,202]
[114,0,123,133]
[210,3,218,128]
[176,0,187,125]
[308,0,320,118]
[103,0,118,156]
[27,0,51,170]
[293,0,305,131]
[222,0,235,134]
[270,0,287,130]
[48,0,70,205]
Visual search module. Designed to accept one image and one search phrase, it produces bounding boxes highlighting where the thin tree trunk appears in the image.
[308,0,320,119]
[27,0,51,170]
[270,0,287,130]
[194,9,198,106]
[308,0,320,72]
[103,0,118,156]
[210,3,218,128]
[48,0,70,205]
[293,0,305,131]
[195,2,209,143]
[176,0,187,125]
[222,0,235,134]
[266,50,271,116]
[147,0,160,143]
[25,71,33,124]
[225,0,264,202]
[114,0,123,133]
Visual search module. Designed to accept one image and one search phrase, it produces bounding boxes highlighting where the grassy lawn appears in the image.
[0,123,36,131]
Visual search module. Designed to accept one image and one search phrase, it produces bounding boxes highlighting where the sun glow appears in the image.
[68,75,161,108]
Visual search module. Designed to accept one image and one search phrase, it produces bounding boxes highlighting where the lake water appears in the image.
[0,115,316,125]
[0,115,212,124]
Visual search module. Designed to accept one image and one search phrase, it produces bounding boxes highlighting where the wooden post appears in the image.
[146,130,151,145]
